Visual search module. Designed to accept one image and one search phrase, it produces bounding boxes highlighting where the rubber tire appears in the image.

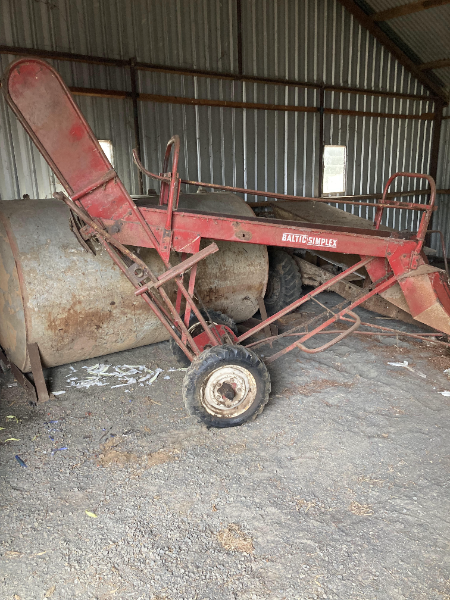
[183,344,271,428]
[170,310,238,367]
[264,249,303,316]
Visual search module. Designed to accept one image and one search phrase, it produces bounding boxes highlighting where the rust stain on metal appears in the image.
[0,196,267,371]
[46,298,113,337]
[109,220,123,234]
[232,222,252,241]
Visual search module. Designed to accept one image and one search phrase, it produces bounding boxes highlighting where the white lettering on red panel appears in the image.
[282,232,337,249]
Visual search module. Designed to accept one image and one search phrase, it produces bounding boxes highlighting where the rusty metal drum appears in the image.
[0,193,268,372]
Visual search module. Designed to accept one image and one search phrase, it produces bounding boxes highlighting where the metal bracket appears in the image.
[409,251,422,271]
[160,228,173,262]
[0,344,52,404]
[125,262,151,283]
[257,297,278,338]
[27,343,52,402]
[69,211,96,255]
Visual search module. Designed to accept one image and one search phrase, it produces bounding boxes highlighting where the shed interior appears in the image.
[1,2,450,599]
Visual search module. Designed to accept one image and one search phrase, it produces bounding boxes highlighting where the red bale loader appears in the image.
[2,58,450,427]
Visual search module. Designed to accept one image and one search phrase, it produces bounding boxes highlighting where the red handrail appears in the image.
[374,172,436,255]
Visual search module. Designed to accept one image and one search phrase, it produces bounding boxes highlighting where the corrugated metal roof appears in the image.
[362,0,450,242]
[364,0,450,93]
[388,7,450,64]
[370,0,423,9]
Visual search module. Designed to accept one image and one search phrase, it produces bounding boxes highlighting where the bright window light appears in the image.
[323,145,346,194]
[99,140,114,167]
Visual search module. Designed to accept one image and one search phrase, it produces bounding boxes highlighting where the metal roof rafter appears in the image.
[372,0,450,22]
[337,0,448,102]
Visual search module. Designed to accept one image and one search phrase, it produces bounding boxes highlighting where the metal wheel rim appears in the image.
[188,318,234,345]
[189,318,221,338]
[201,364,257,418]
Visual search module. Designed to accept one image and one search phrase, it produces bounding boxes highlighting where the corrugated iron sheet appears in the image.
[0,53,136,200]
[240,0,428,94]
[1,0,445,254]
[364,0,450,93]
[432,105,450,257]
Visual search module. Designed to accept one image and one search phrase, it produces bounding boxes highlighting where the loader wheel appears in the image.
[264,249,302,316]
[183,344,271,428]
[170,310,238,367]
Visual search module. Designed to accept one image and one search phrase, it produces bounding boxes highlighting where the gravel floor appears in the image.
[1,293,449,600]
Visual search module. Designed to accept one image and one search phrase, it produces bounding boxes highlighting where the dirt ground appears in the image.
[1,293,450,600]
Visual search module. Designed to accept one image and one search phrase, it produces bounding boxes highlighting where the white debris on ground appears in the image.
[388,360,427,378]
[65,363,187,390]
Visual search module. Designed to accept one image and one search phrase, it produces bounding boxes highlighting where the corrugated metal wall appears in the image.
[0,0,442,246]
[432,106,450,256]
[324,90,434,232]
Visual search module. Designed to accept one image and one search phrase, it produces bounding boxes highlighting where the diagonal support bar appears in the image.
[237,257,374,343]
[135,243,218,295]
[265,273,399,363]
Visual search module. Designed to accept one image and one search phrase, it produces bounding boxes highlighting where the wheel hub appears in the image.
[201,365,257,418]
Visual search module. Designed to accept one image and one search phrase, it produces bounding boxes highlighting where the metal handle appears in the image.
[295,310,361,354]
[374,172,436,256]
[161,135,181,231]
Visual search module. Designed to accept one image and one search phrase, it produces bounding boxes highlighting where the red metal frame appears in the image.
[3,57,449,367]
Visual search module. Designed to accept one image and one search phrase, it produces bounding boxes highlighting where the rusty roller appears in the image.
[0,192,268,372]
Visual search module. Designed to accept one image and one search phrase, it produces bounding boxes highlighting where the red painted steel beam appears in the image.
[265,273,399,363]
[237,258,373,344]
[135,243,219,295]
[101,208,419,259]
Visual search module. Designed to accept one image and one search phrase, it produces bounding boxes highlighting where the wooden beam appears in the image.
[325,107,434,120]
[0,44,128,67]
[372,0,450,22]
[69,86,131,99]
[136,92,317,113]
[129,59,144,195]
[138,92,434,120]
[419,58,450,71]
[429,101,444,183]
[337,0,448,101]
[236,0,243,77]
[0,43,436,102]
[65,86,436,120]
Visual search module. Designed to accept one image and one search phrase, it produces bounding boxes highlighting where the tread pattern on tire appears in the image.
[265,249,302,316]
[182,344,271,428]
[170,310,238,366]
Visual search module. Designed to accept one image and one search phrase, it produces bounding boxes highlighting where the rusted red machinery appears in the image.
[2,58,450,427]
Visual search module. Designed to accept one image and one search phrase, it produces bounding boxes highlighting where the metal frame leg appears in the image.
[0,345,52,404]
[27,343,51,402]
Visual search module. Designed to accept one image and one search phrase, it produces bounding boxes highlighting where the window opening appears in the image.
[323,145,346,195]
[99,140,114,167]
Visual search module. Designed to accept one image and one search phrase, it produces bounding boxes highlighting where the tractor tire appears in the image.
[183,344,271,428]
[170,310,238,367]
[264,249,303,316]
